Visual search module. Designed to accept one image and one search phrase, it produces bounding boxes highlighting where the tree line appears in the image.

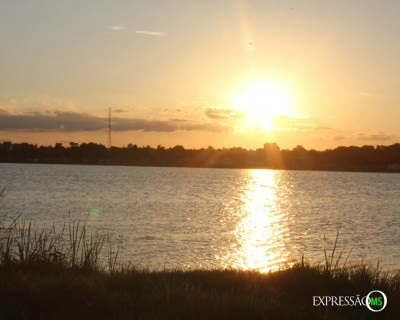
[1,141,400,172]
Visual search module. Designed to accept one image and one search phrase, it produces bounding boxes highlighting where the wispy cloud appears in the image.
[135,30,165,36]
[315,126,333,131]
[333,135,346,141]
[114,108,130,113]
[357,132,397,141]
[205,108,244,120]
[106,25,125,31]
[271,114,318,131]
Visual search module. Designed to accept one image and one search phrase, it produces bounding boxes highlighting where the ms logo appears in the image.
[366,290,387,312]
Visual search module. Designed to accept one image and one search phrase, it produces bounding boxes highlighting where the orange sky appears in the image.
[1,1,400,150]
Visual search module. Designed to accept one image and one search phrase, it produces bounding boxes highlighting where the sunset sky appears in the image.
[1,0,400,150]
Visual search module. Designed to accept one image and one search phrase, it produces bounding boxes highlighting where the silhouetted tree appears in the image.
[1,141,400,172]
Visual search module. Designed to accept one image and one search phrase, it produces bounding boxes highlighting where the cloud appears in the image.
[333,135,346,141]
[315,126,332,131]
[270,115,336,134]
[112,117,230,132]
[270,114,311,130]
[357,132,397,141]
[162,108,181,114]
[359,92,371,97]
[106,25,125,31]
[205,108,244,119]
[114,108,130,113]
[135,30,165,36]
[0,110,230,133]
[0,111,105,131]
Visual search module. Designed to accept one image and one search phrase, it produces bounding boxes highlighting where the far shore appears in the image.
[2,141,400,174]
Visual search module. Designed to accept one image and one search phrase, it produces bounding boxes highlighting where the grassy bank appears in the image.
[0,220,399,319]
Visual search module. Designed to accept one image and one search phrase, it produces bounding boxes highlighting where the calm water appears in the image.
[1,163,399,272]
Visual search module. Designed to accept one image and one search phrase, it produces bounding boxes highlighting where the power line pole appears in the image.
[107,107,112,148]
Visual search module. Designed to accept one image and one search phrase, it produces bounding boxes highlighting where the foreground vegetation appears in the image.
[0,220,399,319]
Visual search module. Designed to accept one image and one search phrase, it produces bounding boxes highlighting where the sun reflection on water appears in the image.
[228,170,289,272]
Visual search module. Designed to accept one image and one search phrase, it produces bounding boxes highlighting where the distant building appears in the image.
[263,143,282,168]
[263,143,280,152]
[3,141,13,151]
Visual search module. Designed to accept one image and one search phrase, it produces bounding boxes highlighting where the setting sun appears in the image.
[233,78,293,129]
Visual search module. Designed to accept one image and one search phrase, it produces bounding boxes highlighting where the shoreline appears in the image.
[2,161,400,175]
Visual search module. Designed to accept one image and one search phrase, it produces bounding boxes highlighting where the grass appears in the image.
[0,219,399,319]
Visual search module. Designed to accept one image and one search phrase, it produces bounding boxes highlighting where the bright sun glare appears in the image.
[233,78,293,129]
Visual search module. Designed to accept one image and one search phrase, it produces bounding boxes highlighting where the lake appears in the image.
[1,163,399,272]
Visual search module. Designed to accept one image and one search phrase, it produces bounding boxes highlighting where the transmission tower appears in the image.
[107,107,112,148]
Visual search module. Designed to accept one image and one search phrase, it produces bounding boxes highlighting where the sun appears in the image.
[233,78,293,129]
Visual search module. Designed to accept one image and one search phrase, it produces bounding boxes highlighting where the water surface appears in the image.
[1,163,399,271]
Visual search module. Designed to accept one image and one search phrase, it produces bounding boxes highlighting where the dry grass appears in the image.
[0,218,121,272]
[0,218,399,319]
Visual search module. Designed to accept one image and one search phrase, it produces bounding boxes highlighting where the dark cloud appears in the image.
[112,117,230,132]
[205,108,244,119]
[0,110,231,133]
[0,111,105,131]
[357,133,397,141]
